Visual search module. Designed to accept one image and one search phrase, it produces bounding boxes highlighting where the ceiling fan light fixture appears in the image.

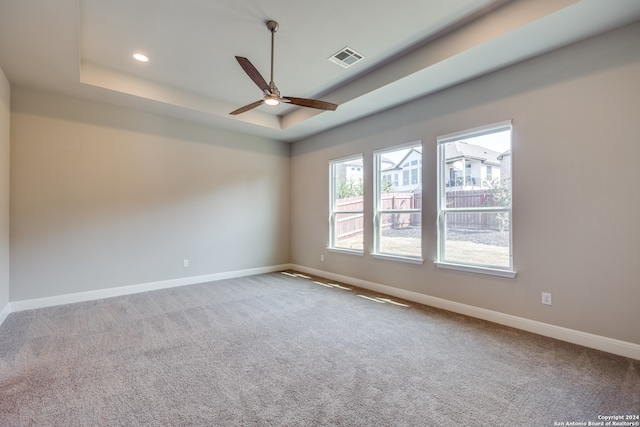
[229,20,338,115]
[133,53,149,62]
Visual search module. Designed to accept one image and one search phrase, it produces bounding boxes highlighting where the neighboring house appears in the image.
[498,149,511,180]
[380,157,395,173]
[380,143,506,193]
[444,141,502,190]
[334,158,364,185]
[381,148,422,193]
[344,159,363,184]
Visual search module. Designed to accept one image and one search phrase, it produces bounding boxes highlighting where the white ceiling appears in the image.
[1,0,640,142]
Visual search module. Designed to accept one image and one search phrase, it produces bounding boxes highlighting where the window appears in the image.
[329,155,364,252]
[436,121,514,276]
[374,142,422,262]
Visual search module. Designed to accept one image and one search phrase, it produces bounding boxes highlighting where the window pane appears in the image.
[381,192,416,210]
[379,213,421,257]
[443,211,510,267]
[375,143,422,259]
[443,130,510,191]
[334,212,364,250]
[336,195,363,212]
[333,159,363,200]
[438,125,512,271]
[330,156,363,252]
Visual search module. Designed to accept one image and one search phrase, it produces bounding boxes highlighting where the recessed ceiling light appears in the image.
[133,53,149,62]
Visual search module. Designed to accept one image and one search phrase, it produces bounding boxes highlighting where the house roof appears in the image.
[445,141,502,166]
[497,149,511,160]
[384,148,422,172]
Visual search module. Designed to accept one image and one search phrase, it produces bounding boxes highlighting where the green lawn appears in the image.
[444,240,509,267]
[336,236,509,267]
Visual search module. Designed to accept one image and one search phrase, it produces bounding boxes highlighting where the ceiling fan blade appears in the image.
[283,97,338,111]
[235,56,271,94]
[229,100,264,115]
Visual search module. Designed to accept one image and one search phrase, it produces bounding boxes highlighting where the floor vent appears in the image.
[329,47,364,68]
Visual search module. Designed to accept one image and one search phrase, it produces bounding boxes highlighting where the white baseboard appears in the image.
[0,302,10,326]
[291,264,640,361]
[9,264,291,313]
[5,263,638,361]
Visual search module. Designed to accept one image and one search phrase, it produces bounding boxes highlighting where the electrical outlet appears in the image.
[320,255,325,262]
[541,292,552,306]
[183,259,189,268]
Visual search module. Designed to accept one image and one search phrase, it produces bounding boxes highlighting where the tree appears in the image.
[337,178,394,199]
[486,178,511,231]
[337,178,364,198]
[381,179,395,194]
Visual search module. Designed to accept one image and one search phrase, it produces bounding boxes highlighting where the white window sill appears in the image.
[327,247,364,256]
[435,262,516,278]
[371,253,424,265]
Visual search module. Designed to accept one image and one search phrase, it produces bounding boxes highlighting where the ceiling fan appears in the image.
[230,20,338,115]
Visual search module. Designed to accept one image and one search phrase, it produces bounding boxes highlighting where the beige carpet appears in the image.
[0,271,638,426]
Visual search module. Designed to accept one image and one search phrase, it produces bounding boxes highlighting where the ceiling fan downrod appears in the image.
[229,19,338,115]
[267,20,279,89]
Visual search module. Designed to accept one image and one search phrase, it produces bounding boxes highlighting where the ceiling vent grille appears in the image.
[328,47,364,68]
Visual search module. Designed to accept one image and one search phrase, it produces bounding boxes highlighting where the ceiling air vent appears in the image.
[329,47,364,68]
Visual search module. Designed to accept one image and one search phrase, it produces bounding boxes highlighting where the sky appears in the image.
[465,130,511,154]
[383,129,511,165]
[352,129,511,167]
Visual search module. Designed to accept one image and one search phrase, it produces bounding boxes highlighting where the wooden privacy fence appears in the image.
[335,196,364,240]
[335,193,420,240]
[335,190,504,241]
[445,189,505,231]
[380,193,421,230]
[445,189,495,208]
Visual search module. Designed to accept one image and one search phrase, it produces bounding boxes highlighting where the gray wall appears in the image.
[0,67,9,310]
[291,22,640,345]
[10,88,290,301]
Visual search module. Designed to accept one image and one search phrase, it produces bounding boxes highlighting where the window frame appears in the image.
[328,154,365,255]
[373,141,423,264]
[435,121,515,278]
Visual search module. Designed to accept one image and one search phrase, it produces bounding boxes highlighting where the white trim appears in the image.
[436,121,514,272]
[329,153,364,164]
[327,247,364,256]
[371,253,423,265]
[373,141,423,257]
[9,264,291,313]
[5,264,638,361]
[329,154,365,250]
[437,120,512,144]
[377,209,421,214]
[435,261,516,278]
[373,140,422,156]
[290,264,640,361]
[0,302,10,327]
